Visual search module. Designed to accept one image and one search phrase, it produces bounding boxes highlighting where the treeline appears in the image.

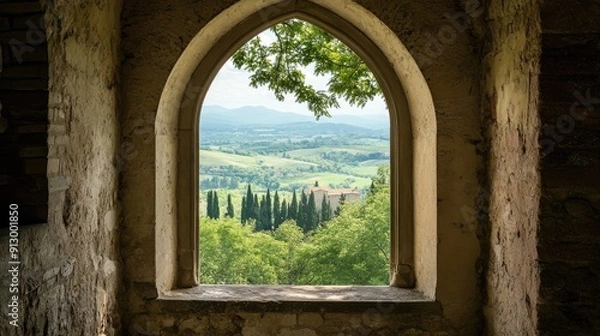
[201,134,388,154]
[206,183,341,233]
[321,151,388,163]
[200,176,241,190]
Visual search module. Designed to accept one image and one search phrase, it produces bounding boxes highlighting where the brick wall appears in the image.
[0,1,48,225]
[538,1,600,335]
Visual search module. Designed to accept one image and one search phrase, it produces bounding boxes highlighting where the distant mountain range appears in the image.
[200,105,389,130]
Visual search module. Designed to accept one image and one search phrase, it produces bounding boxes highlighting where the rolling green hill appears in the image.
[198,105,390,193]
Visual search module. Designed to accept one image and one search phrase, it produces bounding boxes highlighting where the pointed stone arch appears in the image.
[156,0,437,298]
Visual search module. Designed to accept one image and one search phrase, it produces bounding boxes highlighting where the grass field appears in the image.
[279,172,372,189]
[200,150,316,169]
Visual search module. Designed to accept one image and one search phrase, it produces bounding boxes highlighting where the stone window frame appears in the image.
[156,0,437,300]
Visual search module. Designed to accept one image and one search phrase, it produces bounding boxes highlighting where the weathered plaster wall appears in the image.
[538,1,600,334]
[121,0,484,334]
[0,0,122,335]
[482,0,541,335]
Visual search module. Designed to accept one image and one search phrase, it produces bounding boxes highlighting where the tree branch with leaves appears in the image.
[232,20,382,119]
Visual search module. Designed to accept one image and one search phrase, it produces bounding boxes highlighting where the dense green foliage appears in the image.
[232,20,382,117]
[199,167,390,285]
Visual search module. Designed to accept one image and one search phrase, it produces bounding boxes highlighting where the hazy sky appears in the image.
[203,30,388,116]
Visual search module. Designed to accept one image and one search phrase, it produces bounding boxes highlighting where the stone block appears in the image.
[47,158,59,174]
[48,175,69,192]
[261,313,297,327]
[298,313,323,328]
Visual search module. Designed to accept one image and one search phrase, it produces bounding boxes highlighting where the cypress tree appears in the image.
[307,191,318,231]
[334,193,346,216]
[253,194,260,223]
[266,189,272,230]
[258,195,267,231]
[212,190,220,219]
[226,194,235,218]
[241,196,247,223]
[369,181,376,195]
[298,190,308,232]
[245,185,254,221]
[273,191,281,228]
[289,190,298,221]
[206,190,214,219]
[279,199,288,227]
[321,194,331,223]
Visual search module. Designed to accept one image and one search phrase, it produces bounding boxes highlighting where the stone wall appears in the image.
[0,0,122,335]
[482,0,541,335]
[129,309,453,336]
[538,1,600,335]
[0,1,48,225]
[121,0,484,334]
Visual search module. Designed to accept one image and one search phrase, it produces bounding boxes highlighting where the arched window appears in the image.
[198,19,391,286]
[156,0,437,299]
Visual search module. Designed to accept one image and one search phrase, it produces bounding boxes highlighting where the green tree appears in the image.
[334,193,346,217]
[273,191,281,229]
[274,220,308,284]
[279,199,288,226]
[258,195,268,231]
[288,190,298,221]
[244,185,255,222]
[241,195,247,223]
[206,190,214,219]
[321,195,331,223]
[253,194,260,223]
[226,194,235,218]
[199,217,286,284]
[297,167,390,285]
[369,181,376,196]
[232,20,381,118]
[212,190,220,219]
[298,190,308,232]
[307,191,319,231]
[266,189,273,230]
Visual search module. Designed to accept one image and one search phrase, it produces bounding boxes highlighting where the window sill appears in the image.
[158,286,440,313]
